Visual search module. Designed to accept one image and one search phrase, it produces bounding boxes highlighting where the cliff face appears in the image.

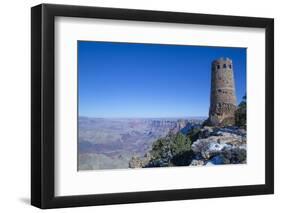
[79,117,193,170]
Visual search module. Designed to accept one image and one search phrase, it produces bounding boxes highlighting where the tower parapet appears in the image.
[207,57,237,126]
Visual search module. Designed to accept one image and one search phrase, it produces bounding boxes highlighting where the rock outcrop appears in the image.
[191,126,246,164]
[129,153,151,168]
[129,124,247,168]
[189,160,205,166]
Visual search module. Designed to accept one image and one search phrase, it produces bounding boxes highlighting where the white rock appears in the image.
[191,127,246,160]
[190,160,205,166]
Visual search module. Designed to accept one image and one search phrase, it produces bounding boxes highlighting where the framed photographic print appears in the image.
[31,3,274,209]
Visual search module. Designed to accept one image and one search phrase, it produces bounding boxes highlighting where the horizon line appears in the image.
[79,115,208,119]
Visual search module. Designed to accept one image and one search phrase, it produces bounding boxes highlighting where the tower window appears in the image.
[217,65,220,69]
[223,64,227,68]
[229,64,232,69]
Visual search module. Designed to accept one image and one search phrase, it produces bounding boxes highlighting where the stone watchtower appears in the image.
[208,57,237,126]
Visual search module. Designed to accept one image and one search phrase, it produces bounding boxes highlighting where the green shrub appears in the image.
[171,150,194,166]
[235,95,246,128]
[188,127,201,142]
[147,132,193,167]
[171,133,191,155]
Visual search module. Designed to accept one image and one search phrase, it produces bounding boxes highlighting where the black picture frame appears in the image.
[31,3,274,209]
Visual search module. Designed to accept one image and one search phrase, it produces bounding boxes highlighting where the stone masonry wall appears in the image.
[208,57,237,126]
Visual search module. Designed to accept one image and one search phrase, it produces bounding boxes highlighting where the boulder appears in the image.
[190,160,205,166]
[206,161,215,166]
[199,126,214,139]
[129,153,151,168]
[129,156,143,168]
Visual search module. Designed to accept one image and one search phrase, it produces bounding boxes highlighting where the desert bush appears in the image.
[171,150,194,166]
[235,95,246,128]
[188,126,201,142]
[146,132,193,167]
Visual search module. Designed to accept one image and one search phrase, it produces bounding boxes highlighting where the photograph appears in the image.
[78,41,247,171]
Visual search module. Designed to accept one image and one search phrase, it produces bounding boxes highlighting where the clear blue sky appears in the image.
[78,41,246,118]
